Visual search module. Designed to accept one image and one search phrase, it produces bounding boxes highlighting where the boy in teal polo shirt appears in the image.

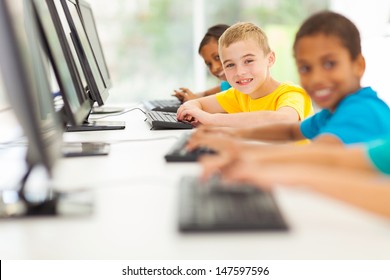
[187,11,390,146]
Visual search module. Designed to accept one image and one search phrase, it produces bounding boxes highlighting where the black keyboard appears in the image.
[143,99,181,112]
[165,133,216,162]
[151,105,180,113]
[178,176,288,232]
[145,111,193,130]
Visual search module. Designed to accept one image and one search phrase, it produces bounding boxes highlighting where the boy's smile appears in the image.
[294,34,364,111]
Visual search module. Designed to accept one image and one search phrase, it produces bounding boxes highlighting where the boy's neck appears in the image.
[249,77,281,99]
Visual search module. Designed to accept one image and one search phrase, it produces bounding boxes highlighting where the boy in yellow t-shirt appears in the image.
[177,22,313,128]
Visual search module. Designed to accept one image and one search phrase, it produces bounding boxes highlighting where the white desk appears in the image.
[1,104,390,259]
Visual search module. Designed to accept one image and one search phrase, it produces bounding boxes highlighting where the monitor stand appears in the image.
[65,120,125,132]
[90,106,124,114]
[0,189,93,217]
[0,169,93,218]
[62,142,110,157]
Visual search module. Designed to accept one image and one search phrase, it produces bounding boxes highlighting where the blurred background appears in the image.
[1,0,390,108]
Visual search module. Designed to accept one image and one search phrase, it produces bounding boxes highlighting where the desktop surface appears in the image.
[1,104,390,259]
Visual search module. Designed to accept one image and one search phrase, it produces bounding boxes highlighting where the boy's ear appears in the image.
[354,54,366,78]
[267,51,276,67]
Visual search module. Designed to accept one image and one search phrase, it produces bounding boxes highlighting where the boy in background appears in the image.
[177,22,313,128]
[173,24,231,102]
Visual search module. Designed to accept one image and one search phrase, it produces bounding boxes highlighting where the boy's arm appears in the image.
[312,134,344,145]
[173,85,221,102]
[245,143,375,172]
[195,135,375,180]
[219,161,390,219]
[196,107,300,128]
[238,121,305,142]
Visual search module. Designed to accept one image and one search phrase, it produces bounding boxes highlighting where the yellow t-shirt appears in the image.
[215,83,314,120]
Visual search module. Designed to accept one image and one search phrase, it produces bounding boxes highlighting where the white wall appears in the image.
[330,0,390,105]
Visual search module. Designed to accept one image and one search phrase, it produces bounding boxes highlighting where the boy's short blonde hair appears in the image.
[218,22,271,55]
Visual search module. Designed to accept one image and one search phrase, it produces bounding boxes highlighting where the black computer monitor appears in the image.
[77,0,111,89]
[0,0,93,217]
[0,0,63,174]
[76,0,124,115]
[32,0,93,127]
[50,0,125,131]
[32,0,112,154]
[57,0,108,106]
[0,0,62,215]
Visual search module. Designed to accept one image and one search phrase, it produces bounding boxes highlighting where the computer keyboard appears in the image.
[151,105,180,113]
[143,99,181,112]
[145,111,193,130]
[178,176,288,232]
[165,133,216,162]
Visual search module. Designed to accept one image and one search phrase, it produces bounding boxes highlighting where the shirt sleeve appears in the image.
[300,111,325,140]
[320,100,384,144]
[275,91,307,120]
[215,89,242,113]
[366,137,390,175]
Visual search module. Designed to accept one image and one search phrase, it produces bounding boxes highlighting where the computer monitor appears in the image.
[51,0,125,131]
[77,0,111,89]
[77,0,124,114]
[0,0,62,215]
[0,0,63,174]
[31,0,111,154]
[57,0,108,106]
[0,0,93,217]
[33,0,93,127]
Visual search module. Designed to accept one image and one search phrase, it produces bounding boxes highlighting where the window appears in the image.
[87,0,390,106]
[90,0,331,103]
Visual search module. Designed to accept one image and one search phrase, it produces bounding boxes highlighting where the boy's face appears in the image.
[294,34,364,111]
[220,38,274,96]
[199,38,226,81]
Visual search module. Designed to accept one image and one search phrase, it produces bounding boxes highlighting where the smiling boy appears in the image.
[187,11,390,147]
[176,22,313,128]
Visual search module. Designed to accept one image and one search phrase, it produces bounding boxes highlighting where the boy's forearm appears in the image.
[229,140,368,172]
[184,99,203,109]
[298,166,390,219]
[248,144,376,173]
[202,111,303,140]
[202,85,221,97]
[237,122,302,142]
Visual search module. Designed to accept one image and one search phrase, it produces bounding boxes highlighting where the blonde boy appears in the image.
[176,22,313,128]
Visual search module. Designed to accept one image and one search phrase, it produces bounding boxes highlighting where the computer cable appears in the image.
[90,106,146,120]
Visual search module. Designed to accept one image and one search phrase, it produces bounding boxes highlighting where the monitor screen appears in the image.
[78,0,112,89]
[57,0,108,106]
[33,0,93,126]
[0,0,63,173]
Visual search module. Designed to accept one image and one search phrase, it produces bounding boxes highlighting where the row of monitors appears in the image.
[0,0,117,174]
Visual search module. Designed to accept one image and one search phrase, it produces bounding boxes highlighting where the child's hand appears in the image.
[186,132,238,153]
[177,101,208,125]
[172,87,197,102]
[190,125,241,139]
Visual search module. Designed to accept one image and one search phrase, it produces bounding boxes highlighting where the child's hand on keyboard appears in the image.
[177,102,202,124]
